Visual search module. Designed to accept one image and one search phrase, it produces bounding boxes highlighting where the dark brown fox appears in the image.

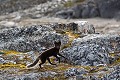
[27,41,67,68]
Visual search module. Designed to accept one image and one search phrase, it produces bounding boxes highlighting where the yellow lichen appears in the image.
[0,63,26,69]
[65,31,80,40]
[64,0,85,7]
[61,31,80,50]
[109,52,120,66]
[0,50,22,55]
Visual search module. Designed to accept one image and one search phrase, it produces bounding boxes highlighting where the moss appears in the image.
[61,31,80,50]
[75,0,85,3]
[0,52,4,54]
[64,0,85,7]
[112,57,120,66]
[109,52,120,66]
[64,1,74,7]
[56,29,66,34]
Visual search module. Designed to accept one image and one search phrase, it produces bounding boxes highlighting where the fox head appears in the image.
[54,41,61,48]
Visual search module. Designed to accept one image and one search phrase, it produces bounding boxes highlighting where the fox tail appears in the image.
[27,57,39,67]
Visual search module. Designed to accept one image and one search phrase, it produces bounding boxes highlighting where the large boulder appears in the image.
[50,21,95,34]
[55,9,74,19]
[55,0,120,19]
[0,0,51,15]
[0,25,68,52]
[96,0,120,18]
[74,21,95,34]
[0,21,95,52]
[55,0,99,19]
[61,34,120,66]
[71,5,83,18]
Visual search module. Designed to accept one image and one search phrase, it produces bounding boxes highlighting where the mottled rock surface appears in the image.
[0,0,51,15]
[55,0,120,20]
[0,24,69,52]
[96,0,120,18]
[61,34,120,66]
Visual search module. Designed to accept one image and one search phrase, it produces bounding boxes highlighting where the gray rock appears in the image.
[114,11,120,21]
[72,34,120,53]
[96,0,120,18]
[55,9,74,19]
[74,21,95,34]
[0,24,68,52]
[102,66,120,80]
[71,5,82,18]
[89,7,99,18]
[61,34,120,66]
[64,68,87,78]
[81,1,99,18]
[50,21,95,34]
[81,4,90,18]
[0,21,18,28]
[0,0,51,15]
[3,71,57,80]
[55,0,99,19]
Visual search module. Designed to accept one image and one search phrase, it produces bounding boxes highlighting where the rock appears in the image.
[3,71,57,80]
[0,0,51,15]
[0,24,68,52]
[50,21,95,34]
[71,5,82,18]
[81,4,90,18]
[55,9,74,19]
[61,34,120,66]
[96,0,120,18]
[0,21,18,28]
[102,66,120,80]
[0,57,6,64]
[74,21,95,34]
[65,68,79,77]
[0,0,66,21]
[114,12,120,21]
[89,7,99,18]
[64,68,87,78]
[0,51,38,65]
[55,4,83,19]
[55,0,99,19]
[50,23,79,33]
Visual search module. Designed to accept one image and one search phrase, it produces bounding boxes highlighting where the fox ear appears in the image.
[54,41,61,44]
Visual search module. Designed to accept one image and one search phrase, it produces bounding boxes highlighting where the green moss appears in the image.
[0,52,4,54]
[75,0,85,3]
[64,0,85,7]
[64,1,74,7]
[56,29,66,34]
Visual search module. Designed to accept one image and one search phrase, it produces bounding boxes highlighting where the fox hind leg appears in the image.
[39,58,46,68]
